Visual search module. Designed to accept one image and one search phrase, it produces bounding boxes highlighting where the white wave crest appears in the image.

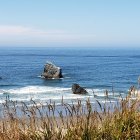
[1,86,71,95]
[0,86,125,105]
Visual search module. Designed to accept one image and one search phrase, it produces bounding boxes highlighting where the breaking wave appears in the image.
[0,85,125,105]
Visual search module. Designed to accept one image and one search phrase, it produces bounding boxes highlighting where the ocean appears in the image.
[0,47,140,106]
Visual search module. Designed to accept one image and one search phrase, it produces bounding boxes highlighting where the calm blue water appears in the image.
[0,47,140,105]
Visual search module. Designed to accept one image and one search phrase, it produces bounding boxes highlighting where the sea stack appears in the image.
[72,84,88,94]
[41,62,63,79]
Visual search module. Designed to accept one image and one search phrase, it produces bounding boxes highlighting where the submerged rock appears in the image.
[41,62,63,79]
[72,84,88,94]
[0,77,2,80]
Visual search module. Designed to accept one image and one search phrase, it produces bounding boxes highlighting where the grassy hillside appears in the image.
[0,90,140,140]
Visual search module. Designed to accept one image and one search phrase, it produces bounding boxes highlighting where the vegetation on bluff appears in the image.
[0,88,140,140]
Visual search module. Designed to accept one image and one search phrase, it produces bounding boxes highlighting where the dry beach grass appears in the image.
[0,88,140,140]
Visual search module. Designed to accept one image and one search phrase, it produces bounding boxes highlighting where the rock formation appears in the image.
[41,62,63,79]
[72,84,88,94]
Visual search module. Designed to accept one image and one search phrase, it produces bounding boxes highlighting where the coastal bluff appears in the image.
[41,62,63,79]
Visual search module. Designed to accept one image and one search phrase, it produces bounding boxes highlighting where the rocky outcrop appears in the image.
[41,62,63,79]
[72,84,88,94]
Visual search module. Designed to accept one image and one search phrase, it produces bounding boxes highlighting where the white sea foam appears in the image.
[0,85,126,105]
[1,86,124,97]
[86,89,117,97]
[2,86,71,95]
[0,90,5,95]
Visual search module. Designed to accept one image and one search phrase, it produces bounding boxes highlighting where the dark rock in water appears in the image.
[72,84,88,94]
[41,62,63,79]
[0,77,2,80]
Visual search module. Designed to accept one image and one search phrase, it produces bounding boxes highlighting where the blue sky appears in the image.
[0,0,140,47]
